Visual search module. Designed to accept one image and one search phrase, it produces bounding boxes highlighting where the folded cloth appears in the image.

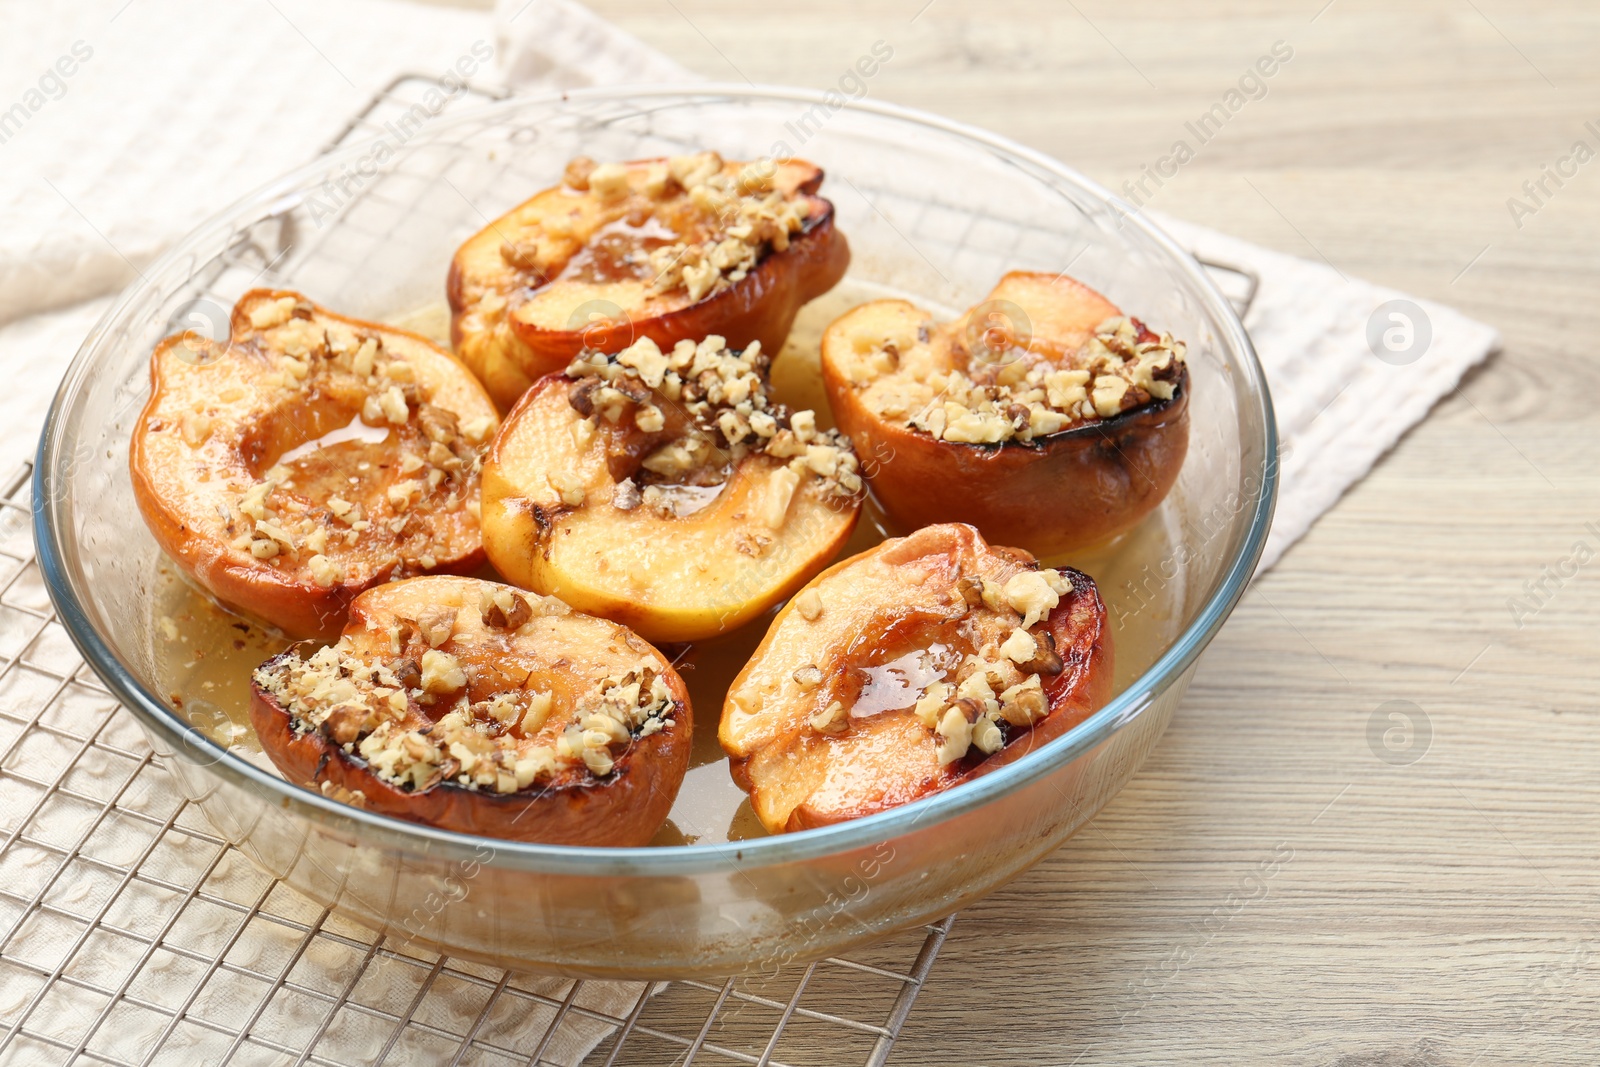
[0,0,497,327]
[494,0,696,87]
[1155,216,1500,569]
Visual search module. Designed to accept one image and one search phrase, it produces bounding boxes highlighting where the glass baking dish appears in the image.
[34,86,1275,979]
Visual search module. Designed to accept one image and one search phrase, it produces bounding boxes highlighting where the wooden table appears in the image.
[461,1,1600,1061]
[575,3,1600,1063]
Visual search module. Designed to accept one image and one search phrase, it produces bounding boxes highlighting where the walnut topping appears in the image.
[618,339,670,387]
[307,554,343,588]
[810,701,847,734]
[248,296,296,331]
[180,411,213,448]
[563,156,597,190]
[849,313,1185,445]
[547,471,587,508]
[1004,570,1061,629]
[254,629,678,797]
[580,742,615,776]
[761,466,801,530]
[1000,627,1037,664]
[521,690,553,734]
[641,162,672,199]
[563,335,863,515]
[934,707,972,765]
[219,303,493,589]
[971,715,1004,755]
[998,676,1048,727]
[420,649,466,694]
[892,562,1081,764]
[587,162,632,200]
[912,682,952,729]
[461,416,495,445]
[794,588,824,622]
[478,152,814,314]
[634,404,666,433]
[320,780,367,807]
[478,586,533,630]
[632,152,812,302]
[378,385,410,425]
[793,664,823,690]
[414,606,457,648]
[612,477,641,511]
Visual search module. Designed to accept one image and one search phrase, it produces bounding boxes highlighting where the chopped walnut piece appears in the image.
[641,162,673,199]
[1092,375,1131,418]
[520,691,553,735]
[998,676,1048,727]
[581,744,615,776]
[179,412,212,448]
[971,715,1004,755]
[761,466,801,530]
[1019,631,1065,676]
[248,296,296,330]
[858,315,1184,445]
[934,707,972,765]
[478,586,533,630]
[322,702,373,745]
[548,471,587,508]
[1000,627,1038,664]
[378,385,410,425]
[617,337,669,387]
[563,335,863,512]
[794,588,824,622]
[612,477,642,511]
[1003,570,1061,630]
[587,162,632,200]
[461,415,495,445]
[420,649,466,694]
[810,701,848,734]
[307,554,343,588]
[635,404,666,433]
[631,155,812,302]
[564,156,597,190]
[319,780,367,807]
[415,606,456,648]
[792,664,823,690]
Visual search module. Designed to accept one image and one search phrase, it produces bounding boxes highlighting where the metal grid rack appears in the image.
[0,463,953,1065]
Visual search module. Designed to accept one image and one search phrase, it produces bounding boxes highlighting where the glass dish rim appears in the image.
[34,83,1278,877]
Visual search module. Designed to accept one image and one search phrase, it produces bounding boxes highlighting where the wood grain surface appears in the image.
[473,1,1600,1062]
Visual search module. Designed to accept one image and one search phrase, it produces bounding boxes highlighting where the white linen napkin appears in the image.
[0,1,1499,1062]
[1153,216,1500,568]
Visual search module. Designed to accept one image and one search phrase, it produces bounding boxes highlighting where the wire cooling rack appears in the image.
[0,461,954,1065]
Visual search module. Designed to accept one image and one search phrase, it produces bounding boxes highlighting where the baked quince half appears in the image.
[720,523,1112,834]
[821,271,1190,556]
[250,576,692,845]
[130,290,499,640]
[481,334,865,644]
[448,151,851,410]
